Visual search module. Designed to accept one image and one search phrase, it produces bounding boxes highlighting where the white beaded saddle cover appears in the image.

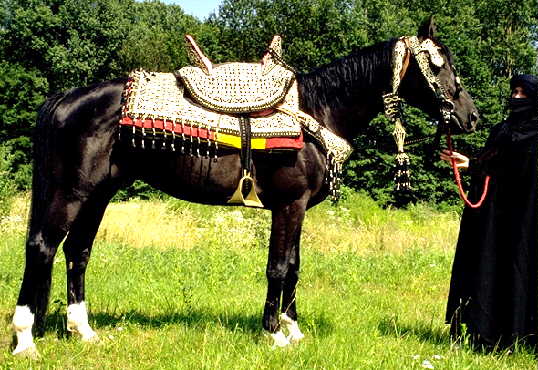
[177,62,295,114]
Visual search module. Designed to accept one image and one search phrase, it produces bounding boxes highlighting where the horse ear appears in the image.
[417,16,437,41]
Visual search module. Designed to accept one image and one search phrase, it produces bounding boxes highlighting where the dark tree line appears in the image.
[1,0,537,205]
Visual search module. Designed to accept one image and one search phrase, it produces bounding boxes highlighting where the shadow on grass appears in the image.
[41,308,333,338]
[377,316,450,346]
[378,316,538,359]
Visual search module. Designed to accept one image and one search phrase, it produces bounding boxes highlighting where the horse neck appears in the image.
[296,39,396,141]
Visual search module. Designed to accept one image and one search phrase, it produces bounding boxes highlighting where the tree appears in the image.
[0,63,48,188]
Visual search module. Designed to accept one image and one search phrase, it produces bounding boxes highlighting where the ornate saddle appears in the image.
[176,35,295,114]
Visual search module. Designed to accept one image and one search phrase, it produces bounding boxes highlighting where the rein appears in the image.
[446,132,491,208]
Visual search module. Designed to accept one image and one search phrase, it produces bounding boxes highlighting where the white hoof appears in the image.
[67,302,99,342]
[12,343,39,359]
[78,327,99,343]
[269,330,290,348]
[12,305,37,357]
[280,313,305,343]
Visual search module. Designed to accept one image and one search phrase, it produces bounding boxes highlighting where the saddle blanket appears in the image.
[120,70,304,151]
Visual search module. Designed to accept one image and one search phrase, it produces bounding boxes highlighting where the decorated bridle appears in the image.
[383,36,456,189]
[383,36,489,207]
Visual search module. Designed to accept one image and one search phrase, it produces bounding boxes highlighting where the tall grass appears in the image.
[0,192,535,369]
[94,191,461,255]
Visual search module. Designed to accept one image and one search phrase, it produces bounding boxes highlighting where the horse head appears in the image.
[397,17,479,134]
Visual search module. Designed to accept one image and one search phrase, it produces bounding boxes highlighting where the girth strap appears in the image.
[227,115,264,207]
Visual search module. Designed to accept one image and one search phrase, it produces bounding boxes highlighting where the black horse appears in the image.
[12,20,478,355]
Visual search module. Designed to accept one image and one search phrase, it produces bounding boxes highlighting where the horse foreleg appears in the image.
[264,198,306,347]
[280,226,304,343]
[63,190,114,342]
[13,192,83,356]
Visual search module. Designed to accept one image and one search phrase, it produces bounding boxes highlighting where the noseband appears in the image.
[382,36,458,190]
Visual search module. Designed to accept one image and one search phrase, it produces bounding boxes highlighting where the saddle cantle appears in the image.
[176,35,295,114]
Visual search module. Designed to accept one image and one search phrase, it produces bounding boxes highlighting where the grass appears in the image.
[0,191,536,369]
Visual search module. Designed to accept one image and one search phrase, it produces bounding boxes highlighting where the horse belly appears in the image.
[132,152,245,205]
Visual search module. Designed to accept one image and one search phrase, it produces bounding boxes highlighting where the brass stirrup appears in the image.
[228,170,264,208]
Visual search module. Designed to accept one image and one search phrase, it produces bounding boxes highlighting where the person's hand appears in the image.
[440,149,470,169]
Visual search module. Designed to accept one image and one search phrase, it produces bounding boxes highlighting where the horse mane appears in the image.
[297,38,398,114]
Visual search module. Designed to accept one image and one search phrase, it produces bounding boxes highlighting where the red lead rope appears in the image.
[446,134,491,208]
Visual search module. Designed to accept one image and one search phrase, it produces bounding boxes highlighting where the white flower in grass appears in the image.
[432,354,443,360]
[421,359,434,369]
[411,354,420,360]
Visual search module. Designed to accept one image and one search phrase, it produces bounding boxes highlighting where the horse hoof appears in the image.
[280,313,305,343]
[81,332,99,343]
[269,330,290,348]
[288,330,305,343]
[12,343,40,359]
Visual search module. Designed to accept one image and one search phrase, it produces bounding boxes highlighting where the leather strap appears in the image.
[238,115,252,175]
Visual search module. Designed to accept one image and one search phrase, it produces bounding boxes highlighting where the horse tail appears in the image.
[27,92,67,234]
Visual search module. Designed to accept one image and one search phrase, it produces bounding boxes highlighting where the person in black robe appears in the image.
[440,74,538,351]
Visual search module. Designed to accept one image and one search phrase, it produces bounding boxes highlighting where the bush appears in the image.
[0,145,16,219]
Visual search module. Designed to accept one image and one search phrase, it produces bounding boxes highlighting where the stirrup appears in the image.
[228,170,264,208]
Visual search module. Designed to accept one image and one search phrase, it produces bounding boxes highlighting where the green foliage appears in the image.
[112,180,169,201]
[0,145,16,218]
[209,0,368,69]
[0,63,47,189]
[0,63,47,142]
[117,1,210,72]
[2,0,126,91]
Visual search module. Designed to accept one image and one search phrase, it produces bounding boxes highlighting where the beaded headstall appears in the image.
[382,36,457,190]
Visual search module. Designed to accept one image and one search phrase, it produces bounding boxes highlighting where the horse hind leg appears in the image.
[264,198,307,347]
[63,188,115,342]
[12,190,83,356]
[280,227,305,343]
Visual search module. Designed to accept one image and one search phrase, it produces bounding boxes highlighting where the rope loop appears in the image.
[446,133,490,208]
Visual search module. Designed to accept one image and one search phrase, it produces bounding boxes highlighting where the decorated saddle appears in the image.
[119,35,352,207]
[177,35,295,114]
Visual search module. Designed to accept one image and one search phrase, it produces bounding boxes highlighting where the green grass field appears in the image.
[0,192,536,369]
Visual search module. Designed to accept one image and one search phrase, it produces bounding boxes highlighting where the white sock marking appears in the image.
[12,305,36,355]
[280,313,305,343]
[67,302,98,341]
